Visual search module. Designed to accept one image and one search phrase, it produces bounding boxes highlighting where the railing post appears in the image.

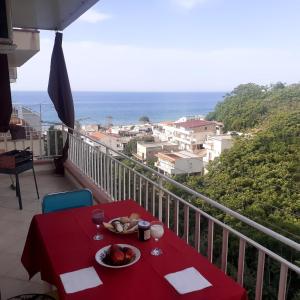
[221,228,229,273]
[194,211,201,252]
[123,167,126,200]
[139,176,142,206]
[183,205,189,243]
[145,180,149,211]
[255,250,266,300]
[278,263,288,300]
[118,164,122,200]
[46,131,50,156]
[114,161,118,200]
[207,219,214,263]
[133,173,137,201]
[158,178,163,221]
[128,170,131,200]
[237,238,246,286]
[100,151,104,189]
[174,199,179,236]
[165,194,170,228]
[152,185,156,216]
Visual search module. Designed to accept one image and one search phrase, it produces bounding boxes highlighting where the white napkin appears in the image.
[165,267,212,294]
[60,267,102,294]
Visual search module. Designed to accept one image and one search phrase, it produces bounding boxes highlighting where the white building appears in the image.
[135,141,178,161]
[203,135,234,171]
[88,131,130,156]
[156,120,222,152]
[174,115,205,123]
[155,151,203,176]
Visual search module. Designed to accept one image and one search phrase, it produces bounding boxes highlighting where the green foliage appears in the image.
[139,115,150,123]
[167,83,300,299]
[202,110,300,240]
[206,82,300,132]
[123,139,138,156]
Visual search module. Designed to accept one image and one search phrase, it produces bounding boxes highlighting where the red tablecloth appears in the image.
[22,200,247,300]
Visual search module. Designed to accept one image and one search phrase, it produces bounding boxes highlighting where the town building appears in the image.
[155,150,203,175]
[203,134,234,172]
[156,120,223,152]
[134,141,178,161]
[88,131,130,155]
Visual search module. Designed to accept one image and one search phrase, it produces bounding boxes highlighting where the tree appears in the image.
[139,116,150,123]
[172,83,300,299]
[123,139,138,156]
[206,83,300,132]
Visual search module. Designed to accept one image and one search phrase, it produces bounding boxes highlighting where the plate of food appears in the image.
[95,244,141,268]
[103,213,140,234]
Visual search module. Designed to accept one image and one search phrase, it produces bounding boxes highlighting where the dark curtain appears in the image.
[48,32,75,174]
[0,54,12,132]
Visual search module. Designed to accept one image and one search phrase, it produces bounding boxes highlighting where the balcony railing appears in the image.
[64,128,299,300]
[1,125,299,299]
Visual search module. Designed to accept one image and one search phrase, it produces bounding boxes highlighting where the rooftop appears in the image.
[137,141,177,148]
[207,134,233,141]
[175,120,216,129]
[157,150,201,162]
[88,131,121,140]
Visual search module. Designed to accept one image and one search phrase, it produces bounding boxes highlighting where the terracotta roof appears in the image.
[175,120,216,129]
[159,121,174,125]
[88,132,107,140]
[157,151,201,162]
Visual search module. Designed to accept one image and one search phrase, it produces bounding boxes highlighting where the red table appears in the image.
[22,200,247,300]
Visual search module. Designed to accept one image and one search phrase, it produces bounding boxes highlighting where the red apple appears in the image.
[123,247,135,263]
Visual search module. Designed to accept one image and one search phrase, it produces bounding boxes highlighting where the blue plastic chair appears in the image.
[42,189,93,214]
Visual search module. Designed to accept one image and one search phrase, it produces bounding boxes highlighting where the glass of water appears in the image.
[150,221,164,256]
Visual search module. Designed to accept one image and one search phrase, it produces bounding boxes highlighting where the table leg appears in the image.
[15,174,23,210]
[32,166,39,199]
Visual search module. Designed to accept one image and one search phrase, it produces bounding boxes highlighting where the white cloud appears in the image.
[174,0,208,9]
[79,9,112,23]
[11,38,300,92]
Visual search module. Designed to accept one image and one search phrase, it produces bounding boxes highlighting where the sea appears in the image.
[11,91,225,125]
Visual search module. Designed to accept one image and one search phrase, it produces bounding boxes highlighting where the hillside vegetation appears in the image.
[206,82,300,132]
[168,83,300,299]
[201,83,300,239]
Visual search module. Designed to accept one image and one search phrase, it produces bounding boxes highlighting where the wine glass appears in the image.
[150,221,164,256]
[92,209,104,240]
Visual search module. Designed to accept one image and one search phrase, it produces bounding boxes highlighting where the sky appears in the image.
[12,0,300,92]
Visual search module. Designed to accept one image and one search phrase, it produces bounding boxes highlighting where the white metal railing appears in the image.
[0,103,62,158]
[0,127,63,158]
[64,128,299,300]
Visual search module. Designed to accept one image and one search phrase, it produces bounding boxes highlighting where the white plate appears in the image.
[95,244,141,269]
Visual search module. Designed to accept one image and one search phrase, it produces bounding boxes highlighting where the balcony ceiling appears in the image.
[11,0,99,31]
[8,29,40,68]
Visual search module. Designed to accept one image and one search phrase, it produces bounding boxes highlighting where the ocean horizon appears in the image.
[11,91,226,125]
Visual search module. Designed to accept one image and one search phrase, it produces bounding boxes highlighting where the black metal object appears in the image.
[0,150,39,210]
[7,294,56,300]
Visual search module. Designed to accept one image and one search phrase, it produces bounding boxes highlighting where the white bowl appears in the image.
[95,244,141,268]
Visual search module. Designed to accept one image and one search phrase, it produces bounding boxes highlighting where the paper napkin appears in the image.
[165,267,212,294]
[60,266,102,293]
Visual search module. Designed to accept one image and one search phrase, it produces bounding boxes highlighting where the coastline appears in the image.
[11,91,225,125]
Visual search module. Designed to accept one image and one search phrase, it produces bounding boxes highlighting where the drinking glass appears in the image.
[92,209,104,240]
[150,221,164,256]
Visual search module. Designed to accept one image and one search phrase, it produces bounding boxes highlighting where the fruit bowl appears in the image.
[95,244,141,268]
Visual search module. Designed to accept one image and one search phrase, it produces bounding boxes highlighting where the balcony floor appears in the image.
[0,168,75,299]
